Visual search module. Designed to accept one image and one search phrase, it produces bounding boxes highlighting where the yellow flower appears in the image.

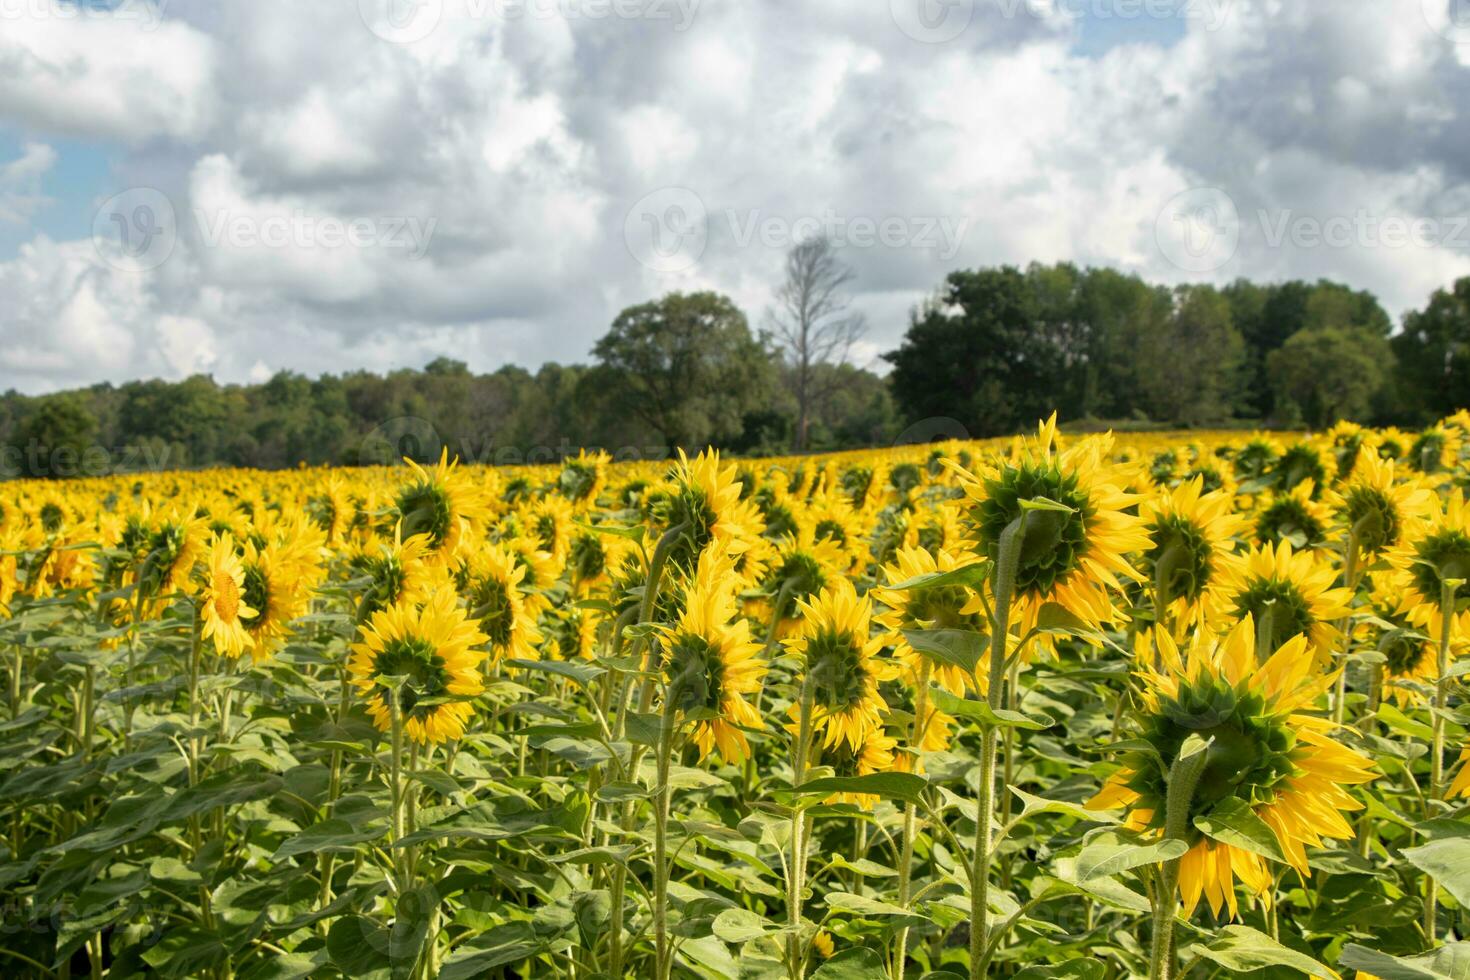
[1089,618,1376,918]
[350,586,489,744]
[393,449,489,564]
[464,543,543,663]
[1325,446,1434,560]
[817,726,897,809]
[200,533,256,658]
[1141,476,1246,635]
[947,414,1151,635]
[655,448,765,572]
[1449,746,1470,799]
[1216,540,1353,661]
[558,449,610,509]
[784,578,897,752]
[660,550,767,763]
[872,546,980,695]
[1397,489,1470,643]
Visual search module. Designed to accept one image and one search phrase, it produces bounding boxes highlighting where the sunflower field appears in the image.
[3,415,1470,980]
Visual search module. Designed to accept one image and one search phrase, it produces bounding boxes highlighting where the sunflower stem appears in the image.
[388,689,407,895]
[1149,735,1210,980]
[1423,577,1459,942]
[971,512,1025,979]
[894,658,933,980]
[1331,527,1361,727]
[652,693,679,980]
[787,674,816,980]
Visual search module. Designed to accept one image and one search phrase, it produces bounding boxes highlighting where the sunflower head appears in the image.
[393,449,487,562]
[655,449,764,572]
[1403,490,1470,613]
[785,578,896,751]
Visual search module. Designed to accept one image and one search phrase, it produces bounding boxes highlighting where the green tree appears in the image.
[1133,285,1243,426]
[1267,326,1391,429]
[8,395,99,479]
[1393,277,1470,423]
[592,292,776,453]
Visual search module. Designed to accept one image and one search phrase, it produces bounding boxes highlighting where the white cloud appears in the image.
[0,0,1468,391]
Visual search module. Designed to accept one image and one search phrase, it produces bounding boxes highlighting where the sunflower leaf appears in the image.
[885,562,989,592]
[1186,925,1337,978]
[1403,838,1470,907]
[902,628,983,673]
[1074,831,1188,882]
[932,687,1052,731]
[1338,941,1470,980]
[1194,797,1287,863]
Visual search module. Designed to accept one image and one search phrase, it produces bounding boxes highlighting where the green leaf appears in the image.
[1403,838,1470,907]
[1195,797,1287,863]
[932,687,1051,731]
[1185,925,1336,978]
[902,628,983,673]
[504,658,603,686]
[823,891,923,919]
[792,772,928,806]
[1074,832,1188,882]
[390,886,438,980]
[574,518,645,542]
[712,908,777,943]
[1010,788,1118,825]
[811,948,889,979]
[1338,942,1470,980]
[1013,964,1107,980]
[271,818,385,861]
[326,915,393,980]
[885,563,988,592]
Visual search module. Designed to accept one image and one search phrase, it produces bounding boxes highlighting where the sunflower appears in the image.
[1359,574,1443,707]
[355,525,447,619]
[872,546,981,694]
[1141,476,1246,635]
[1407,424,1462,475]
[803,491,868,574]
[1216,540,1353,661]
[565,526,632,596]
[902,499,967,558]
[946,414,1151,635]
[784,578,897,752]
[558,449,610,509]
[1089,619,1376,918]
[659,550,768,762]
[137,509,209,604]
[464,543,543,663]
[1326,446,1434,562]
[548,606,599,662]
[1396,489,1470,643]
[200,533,255,658]
[525,495,574,572]
[504,538,558,618]
[750,525,847,639]
[654,449,765,572]
[349,586,489,744]
[393,449,489,564]
[236,540,313,657]
[1253,481,1335,554]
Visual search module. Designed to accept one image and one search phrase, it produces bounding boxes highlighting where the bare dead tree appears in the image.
[766,236,867,451]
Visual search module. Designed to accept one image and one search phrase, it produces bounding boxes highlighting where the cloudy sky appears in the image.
[2,0,1469,394]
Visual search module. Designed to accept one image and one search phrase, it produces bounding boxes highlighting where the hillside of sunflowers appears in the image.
[3,416,1470,980]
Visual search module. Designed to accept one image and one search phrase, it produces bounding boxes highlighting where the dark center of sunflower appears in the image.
[361,556,406,617]
[805,628,869,713]
[1232,578,1313,651]
[372,636,449,717]
[890,464,921,495]
[1254,498,1325,550]
[1410,531,1470,608]
[1343,486,1399,555]
[664,633,726,713]
[1147,515,1212,602]
[974,462,1091,599]
[396,482,453,549]
[534,514,558,553]
[841,468,874,509]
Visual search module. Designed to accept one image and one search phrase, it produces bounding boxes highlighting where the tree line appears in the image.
[4,246,1468,476]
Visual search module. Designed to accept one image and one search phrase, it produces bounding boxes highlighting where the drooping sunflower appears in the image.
[1089,619,1376,918]
[802,491,868,575]
[1141,476,1246,635]
[946,414,1151,635]
[524,495,575,572]
[354,525,447,619]
[236,540,314,658]
[1216,540,1353,661]
[784,577,897,751]
[200,533,256,658]
[137,509,209,605]
[872,546,982,694]
[750,525,847,639]
[393,449,489,565]
[464,543,543,663]
[349,586,489,744]
[659,550,768,763]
